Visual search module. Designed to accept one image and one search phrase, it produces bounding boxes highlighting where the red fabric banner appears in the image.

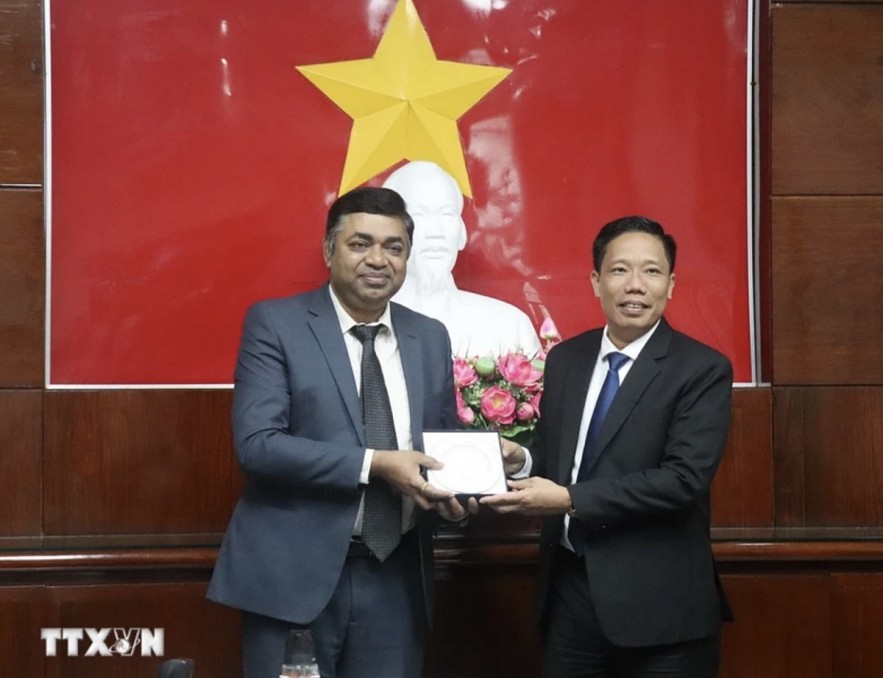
[49,0,753,385]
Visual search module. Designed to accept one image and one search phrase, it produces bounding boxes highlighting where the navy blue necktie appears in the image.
[568,351,630,555]
[351,324,401,562]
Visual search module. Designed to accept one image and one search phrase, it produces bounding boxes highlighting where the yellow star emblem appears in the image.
[296,0,511,197]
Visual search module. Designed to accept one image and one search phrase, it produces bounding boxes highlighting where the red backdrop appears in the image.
[49,0,753,385]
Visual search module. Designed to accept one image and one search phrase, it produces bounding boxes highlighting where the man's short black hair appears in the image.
[592,215,677,273]
[325,187,414,251]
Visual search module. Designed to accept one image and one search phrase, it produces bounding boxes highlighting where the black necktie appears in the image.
[569,351,630,556]
[350,324,401,561]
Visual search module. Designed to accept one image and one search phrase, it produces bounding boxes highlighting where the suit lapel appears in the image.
[391,304,425,451]
[594,319,673,458]
[558,332,602,484]
[307,286,365,446]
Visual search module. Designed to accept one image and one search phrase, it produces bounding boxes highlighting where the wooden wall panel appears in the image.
[0,188,44,386]
[0,389,42,537]
[0,586,48,678]
[6,556,883,677]
[775,387,883,527]
[43,390,241,536]
[711,388,774,528]
[771,197,883,385]
[756,0,773,384]
[832,574,883,678]
[0,0,43,184]
[426,563,541,677]
[719,574,832,678]
[44,582,240,678]
[771,4,883,194]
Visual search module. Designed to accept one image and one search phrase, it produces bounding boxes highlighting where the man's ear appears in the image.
[590,270,601,297]
[667,273,676,300]
[322,240,333,268]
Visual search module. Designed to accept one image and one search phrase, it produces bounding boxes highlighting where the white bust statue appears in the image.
[384,161,541,357]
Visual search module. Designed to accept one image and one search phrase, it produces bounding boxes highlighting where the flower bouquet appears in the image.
[453,318,561,446]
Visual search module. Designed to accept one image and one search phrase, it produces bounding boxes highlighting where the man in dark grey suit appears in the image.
[208,187,465,678]
[482,216,733,677]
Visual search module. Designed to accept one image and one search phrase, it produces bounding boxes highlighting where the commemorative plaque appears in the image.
[423,430,507,497]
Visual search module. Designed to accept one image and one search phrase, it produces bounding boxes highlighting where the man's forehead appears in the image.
[601,235,670,272]
[606,250,665,261]
[606,233,666,255]
[339,212,408,237]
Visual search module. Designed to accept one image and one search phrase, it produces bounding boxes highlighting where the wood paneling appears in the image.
[44,583,239,678]
[771,197,883,385]
[7,538,883,577]
[0,188,43,386]
[0,0,43,184]
[43,390,241,535]
[0,389,42,536]
[427,563,541,678]
[832,574,883,678]
[712,388,774,527]
[775,387,883,527]
[0,586,48,678]
[716,540,883,561]
[5,550,883,677]
[719,574,832,678]
[33,387,776,540]
[771,4,883,194]
[757,1,773,383]
[0,562,883,678]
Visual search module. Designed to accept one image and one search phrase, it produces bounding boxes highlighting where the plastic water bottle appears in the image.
[279,629,320,678]
[279,664,320,678]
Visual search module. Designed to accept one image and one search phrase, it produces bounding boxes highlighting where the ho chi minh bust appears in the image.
[383,161,541,357]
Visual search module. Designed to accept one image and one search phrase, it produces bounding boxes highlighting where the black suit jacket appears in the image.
[208,285,457,625]
[533,318,733,646]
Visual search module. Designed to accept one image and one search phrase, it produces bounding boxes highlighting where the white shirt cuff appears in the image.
[510,447,533,479]
[360,448,374,485]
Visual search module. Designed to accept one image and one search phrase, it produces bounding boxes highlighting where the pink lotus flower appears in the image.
[516,401,535,421]
[480,386,517,425]
[452,357,478,387]
[452,341,551,444]
[497,353,543,387]
[530,391,542,418]
[455,388,475,425]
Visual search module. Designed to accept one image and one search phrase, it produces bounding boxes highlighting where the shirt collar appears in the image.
[600,319,661,363]
[327,284,394,336]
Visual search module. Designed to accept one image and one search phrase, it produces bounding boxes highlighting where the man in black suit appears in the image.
[208,187,466,678]
[482,216,732,677]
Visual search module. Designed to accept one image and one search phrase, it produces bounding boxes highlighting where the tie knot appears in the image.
[351,324,383,344]
[606,352,629,373]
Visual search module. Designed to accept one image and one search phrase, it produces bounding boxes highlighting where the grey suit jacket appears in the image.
[207,285,457,624]
[533,317,733,646]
